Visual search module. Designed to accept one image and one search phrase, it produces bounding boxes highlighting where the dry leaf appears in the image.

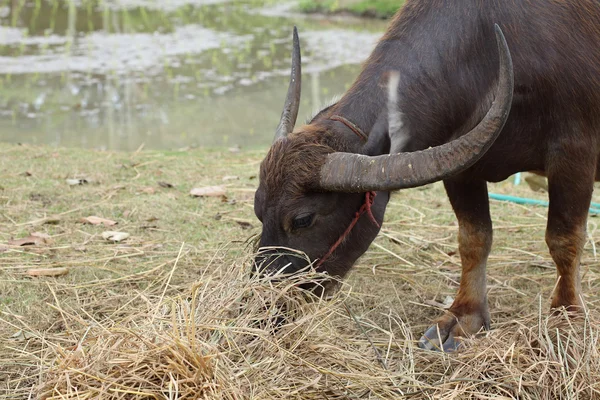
[81,216,117,226]
[424,296,454,310]
[66,178,88,186]
[158,181,174,189]
[101,231,130,242]
[27,267,69,277]
[142,187,156,195]
[443,296,455,307]
[31,232,51,240]
[11,330,35,342]
[235,220,253,230]
[8,232,50,246]
[190,186,226,197]
[222,175,239,181]
[43,216,61,225]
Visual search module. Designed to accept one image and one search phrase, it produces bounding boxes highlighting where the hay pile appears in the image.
[39,263,600,399]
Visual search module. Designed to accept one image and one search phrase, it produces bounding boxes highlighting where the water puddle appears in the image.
[0,0,386,150]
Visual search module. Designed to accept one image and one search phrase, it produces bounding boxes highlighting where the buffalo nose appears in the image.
[253,248,307,277]
[253,249,289,277]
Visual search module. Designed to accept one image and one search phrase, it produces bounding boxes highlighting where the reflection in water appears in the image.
[0,0,386,150]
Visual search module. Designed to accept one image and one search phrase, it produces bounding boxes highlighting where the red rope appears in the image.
[330,115,368,142]
[316,191,380,270]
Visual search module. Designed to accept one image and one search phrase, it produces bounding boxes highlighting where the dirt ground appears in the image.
[1,143,599,398]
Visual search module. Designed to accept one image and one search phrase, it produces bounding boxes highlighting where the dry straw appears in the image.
[38,259,600,400]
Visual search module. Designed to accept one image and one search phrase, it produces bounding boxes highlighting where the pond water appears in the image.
[0,0,387,150]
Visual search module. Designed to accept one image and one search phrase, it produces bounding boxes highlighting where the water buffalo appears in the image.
[253,0,600,351]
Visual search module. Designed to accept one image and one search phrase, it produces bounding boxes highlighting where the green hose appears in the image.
[488,193,600,214]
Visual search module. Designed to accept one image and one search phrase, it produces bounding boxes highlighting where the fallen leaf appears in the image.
[424,299,446,309]
[11,330,35,342]
[31,232,51,240]
[20,171,32,177]
[141,187,156,194]
[81,216,117,226]
[222,175,239,181]
[443,296,454,308]
[190,186,226,197]
[8,232,51,246]
[67,342,85,359]
[43,216,61,225]
[158,181,174,189]
[101,231,130,242]
[235,220,253,230]
[27,267,69,277]
[29,193,50,205]
[424,296,454,310]
[66,178,88,186]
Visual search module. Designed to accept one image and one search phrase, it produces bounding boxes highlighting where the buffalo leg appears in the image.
[545,152,595,311]
[419,179,492,351]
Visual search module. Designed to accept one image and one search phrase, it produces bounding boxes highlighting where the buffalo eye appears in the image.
[292,213,314,230]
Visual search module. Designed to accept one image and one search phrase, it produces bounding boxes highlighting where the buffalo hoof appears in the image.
[418,311,489,352]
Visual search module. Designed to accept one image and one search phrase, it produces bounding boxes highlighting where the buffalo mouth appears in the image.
[252,247,338,296]
[248,251,342,332]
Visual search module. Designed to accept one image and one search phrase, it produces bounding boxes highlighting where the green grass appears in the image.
[299,0,403,18]
[0,144,264,342]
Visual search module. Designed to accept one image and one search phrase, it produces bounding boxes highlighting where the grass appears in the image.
[298,0,403,19]
[1,143,599,398]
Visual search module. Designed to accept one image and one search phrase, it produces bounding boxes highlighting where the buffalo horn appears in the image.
[319,24,514,192]
[274,27,302,141]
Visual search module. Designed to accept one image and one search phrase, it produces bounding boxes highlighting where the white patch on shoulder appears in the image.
[387,71,410,154]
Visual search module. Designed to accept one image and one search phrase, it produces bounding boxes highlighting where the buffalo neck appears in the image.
[331,0,497,156]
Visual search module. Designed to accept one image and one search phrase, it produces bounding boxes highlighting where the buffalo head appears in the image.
[253,26,513,288]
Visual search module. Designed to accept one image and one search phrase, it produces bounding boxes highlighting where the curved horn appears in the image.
[274,26,302,141]
[319,24,514,192]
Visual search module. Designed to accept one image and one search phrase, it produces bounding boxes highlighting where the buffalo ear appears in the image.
[362,113,390,156]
